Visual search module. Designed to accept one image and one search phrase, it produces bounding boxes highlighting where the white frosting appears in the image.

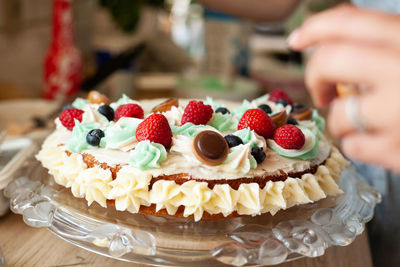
[237,183,263,215]
[108,166,151,213]
[205,184,239,217]
[219,144,256,174]
[36,97,349,221]
[37,139,348,221]
[262,181,286,215]
[103,117,142,152]
[82,105,109,127]
[161,106,184,126]
[71,166,112,208]
[150,180,183,215]
[233,128,266,149]
[250,98,290,115]
[50,98,330,180]
[60,153,87,188]
[41,124,331,180]
[170,136,256,175]
[180,181,213,221]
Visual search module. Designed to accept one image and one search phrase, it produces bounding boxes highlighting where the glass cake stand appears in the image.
[4,154,381,267]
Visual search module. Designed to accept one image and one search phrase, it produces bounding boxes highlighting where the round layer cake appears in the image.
[36,90,349,221]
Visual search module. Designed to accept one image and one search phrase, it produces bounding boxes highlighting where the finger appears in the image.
[288,4,400,51]
[341,132,400,172]
[328,95,385,137]
[305,42,400,107]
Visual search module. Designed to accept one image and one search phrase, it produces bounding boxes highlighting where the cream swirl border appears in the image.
[36,141,349,221]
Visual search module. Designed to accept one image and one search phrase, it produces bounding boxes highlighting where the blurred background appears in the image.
[0,0,345,137]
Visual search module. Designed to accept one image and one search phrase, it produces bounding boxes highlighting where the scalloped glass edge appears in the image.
[4,158,381,267]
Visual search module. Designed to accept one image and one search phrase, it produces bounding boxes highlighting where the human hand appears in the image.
[287,4,400,172]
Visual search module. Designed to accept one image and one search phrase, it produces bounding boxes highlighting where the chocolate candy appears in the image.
[270,110,288,128]
[193,130,229,166]
[151,98,179,113]
[88,90,110,105]
[291,107,312,121]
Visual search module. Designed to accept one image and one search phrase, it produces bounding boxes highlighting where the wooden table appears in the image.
[0,212,372,267]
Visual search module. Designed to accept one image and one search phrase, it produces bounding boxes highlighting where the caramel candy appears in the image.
[336,83,359,97]
[193,131,229,166]
[291,107,312,121]
[151,98,179,113]
[88,90,110,105]
[271,110,288,128]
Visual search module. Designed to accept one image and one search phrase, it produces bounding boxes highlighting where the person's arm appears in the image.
[197,0,300,22]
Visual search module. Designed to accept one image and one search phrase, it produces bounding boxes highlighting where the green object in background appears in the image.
[200,76,226,91]
[99,0,164,32]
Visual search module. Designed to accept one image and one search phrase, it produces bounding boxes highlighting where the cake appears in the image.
[36,90,349,221]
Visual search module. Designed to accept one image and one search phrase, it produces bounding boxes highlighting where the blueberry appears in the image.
[215,107,230,114]
[292,103,307,112]
[258,104,272,114]
[287,117,298,125]
[224,135,243,148]
[98,105,114,121]
[86,129,104,146]
[277,99,289,107]
[251,147,266,164]
[62,105,74,111]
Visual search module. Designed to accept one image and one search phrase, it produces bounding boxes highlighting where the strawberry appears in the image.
[59,108,84,131]
[115,103,144,121]
[268,88,294,106]
[273,125,305,149]
[238,109,274,139]
[181,101,213,125]
[136,114,172,147]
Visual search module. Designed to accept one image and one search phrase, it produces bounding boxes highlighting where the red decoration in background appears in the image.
[44,0,82,100]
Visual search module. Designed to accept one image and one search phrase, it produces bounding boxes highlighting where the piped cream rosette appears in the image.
[37,134,348,221]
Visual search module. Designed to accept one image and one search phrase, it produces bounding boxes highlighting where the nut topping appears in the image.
[151,98,179,113]
[88,90,110,105]
[270,110,288,128]
[291,107,312,121]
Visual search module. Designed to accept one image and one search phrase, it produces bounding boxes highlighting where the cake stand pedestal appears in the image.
[0,213,372,267]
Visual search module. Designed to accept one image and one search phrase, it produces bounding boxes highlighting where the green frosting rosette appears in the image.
[72,98,89,110]
[209,113,238,132]
[204,96,223,111]
[233,128,265,148]
[223,144,257,173]
[232,99,252,119]
[171,123,216,138]
[67,120,100,152]
[129,140,167,170]
[253,93,269,104]
[312,109,326,132]
[101,118,141,149]
[110,94,138,110]
[267,126,319,160]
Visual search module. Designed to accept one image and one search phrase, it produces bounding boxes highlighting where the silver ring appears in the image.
[345,96,368,132]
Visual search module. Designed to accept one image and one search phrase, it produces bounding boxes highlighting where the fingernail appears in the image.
[287,29,300,48]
